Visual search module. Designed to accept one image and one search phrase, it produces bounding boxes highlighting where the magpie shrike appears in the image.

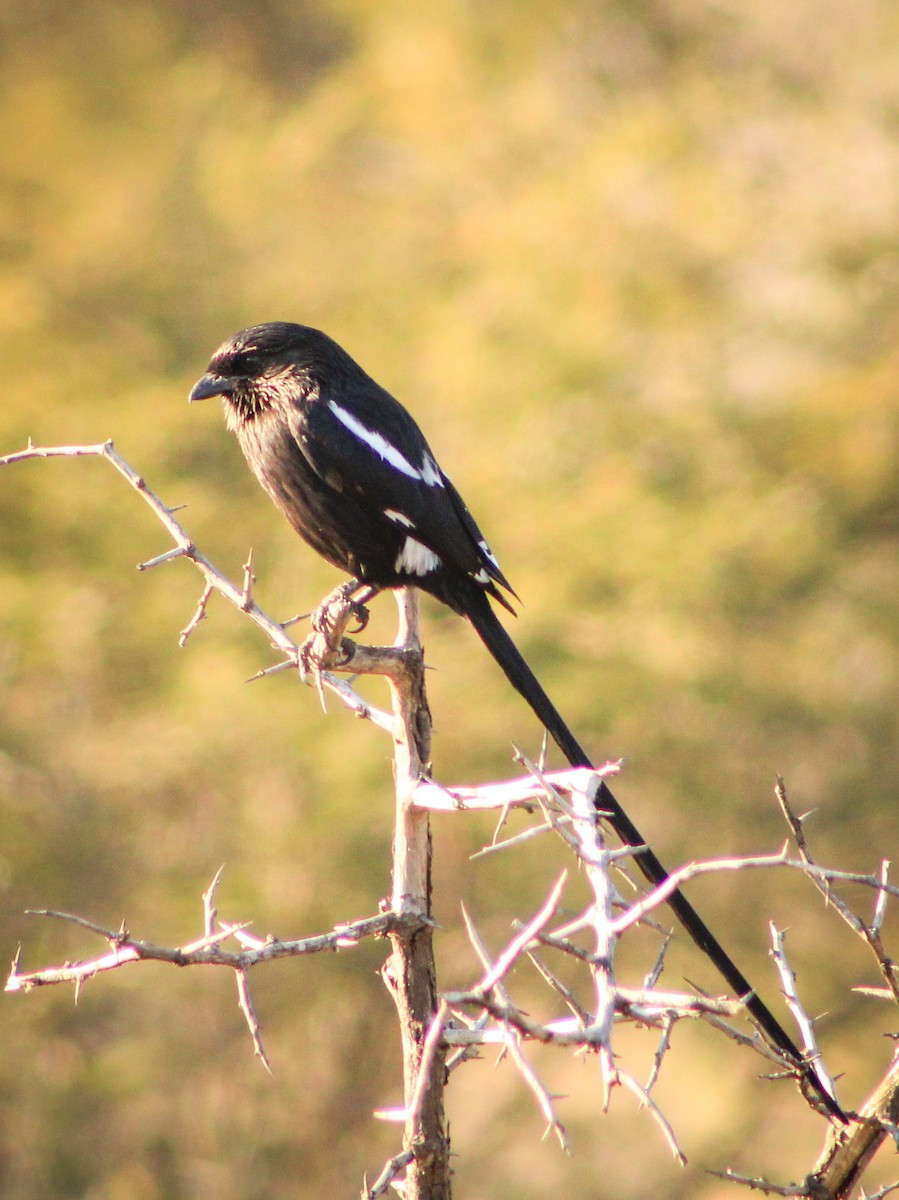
[190,321,842,1119]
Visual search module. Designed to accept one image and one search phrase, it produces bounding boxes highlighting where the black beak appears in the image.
[188,373,236,403]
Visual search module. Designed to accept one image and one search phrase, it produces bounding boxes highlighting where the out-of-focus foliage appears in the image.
[2,1,899,1195]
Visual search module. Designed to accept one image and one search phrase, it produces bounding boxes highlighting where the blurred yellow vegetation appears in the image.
[2,1,899,1196]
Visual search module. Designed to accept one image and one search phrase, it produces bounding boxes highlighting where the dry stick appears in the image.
[236,969,271,1071]
[772,782,899,1198]
[460,901,571,1152]
[6,908,397,994]
[379,589,451,1200]
[362,1149,416,1200]
[806,1052,899,1200]
[567,786,618,1111]
[0,441,394,733]
[718,1070,899,1200]
[769,924,838,1104]
[203,866,226,938]
[567,785,685,1161]
[402,999,453,1139]
[711,789,899,1196]
[777,777,899,1010]
[1,443,451,1193]
[710,1167,808,1196]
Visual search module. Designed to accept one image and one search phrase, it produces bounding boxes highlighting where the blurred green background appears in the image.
[2,1,899,1196]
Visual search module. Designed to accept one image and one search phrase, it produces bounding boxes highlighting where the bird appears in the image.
[189,320,843,1120]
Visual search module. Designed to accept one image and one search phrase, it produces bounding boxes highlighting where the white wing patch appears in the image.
[384,508,415,528]
[395,536,441,576]
[478,539,500,570]
[328,401,445,488]
[420,454,444,488]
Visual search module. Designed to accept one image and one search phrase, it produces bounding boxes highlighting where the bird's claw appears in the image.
[295,581,367,704]
[347,600,370,635]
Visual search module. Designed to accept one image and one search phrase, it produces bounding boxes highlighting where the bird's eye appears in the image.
[231,351,263,376]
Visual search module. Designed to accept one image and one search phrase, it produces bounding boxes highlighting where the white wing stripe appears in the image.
[329,401,421,481]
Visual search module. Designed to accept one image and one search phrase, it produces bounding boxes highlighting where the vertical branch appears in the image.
[381,589,451,1200]
[389,589,433,916]
[569,783,619,1107]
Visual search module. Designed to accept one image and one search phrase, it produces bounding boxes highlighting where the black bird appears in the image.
[190,321,842,1119]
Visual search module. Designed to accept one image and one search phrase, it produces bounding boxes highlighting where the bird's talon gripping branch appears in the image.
[298,625,356,678]
[299,633,329,674]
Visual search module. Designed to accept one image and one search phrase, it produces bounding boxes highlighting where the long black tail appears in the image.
[462,588,843,1120]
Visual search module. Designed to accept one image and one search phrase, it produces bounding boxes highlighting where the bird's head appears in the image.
[189,322,342,422]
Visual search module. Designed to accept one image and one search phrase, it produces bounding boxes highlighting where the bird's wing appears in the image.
[286,383,512,596]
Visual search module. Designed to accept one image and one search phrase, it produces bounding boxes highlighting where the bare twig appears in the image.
[476,873,568,994]
[777,778,899,1009]
[180,582,214,646]
[14,442,899,1186]
[645,1012,677,1095]
[471,816,561,859]
[527,951,592,1026]
[0,441,396,733]
[403,999,452,1134]
[236,969,271,1071]
[460,902,570,1150]
[769,923,838,1107]
[872,860,891,940]
[776,777,865,934]
[362,1149,415,1199]
[811,1052,899,1198]
[612,850,899,936]
[412,765,614,812]
[203,866,226,939]
[6,910,396,992]
[240,547,256,610]
[709,1166,808,1194]
[616,1069,686,1163]
[566,782,618,1107]
[379,589,450,1200]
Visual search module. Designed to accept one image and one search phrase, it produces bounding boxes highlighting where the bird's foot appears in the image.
[299,580,379,687]
[298,615,354,713]
[299,620,352,678]
[310,580,377,641]
[298,627,354,674]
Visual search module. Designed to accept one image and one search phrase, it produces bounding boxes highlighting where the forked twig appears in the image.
[0,441,395,732]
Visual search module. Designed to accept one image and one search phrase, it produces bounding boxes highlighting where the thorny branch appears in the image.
[362,1149,416,1200]
[699,778,899,1198]
[9,441,899,1192]
[461,890,572,1152]
[0,440,398,730]
[405,765,899,1184]
[404,767,758,1163]
[777,777,899,1009]
[769,923,839,1106]
[12,744,899,1180]
[6,882,400,1063]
